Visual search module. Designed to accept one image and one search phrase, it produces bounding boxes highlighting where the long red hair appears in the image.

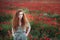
[12,10,28,31]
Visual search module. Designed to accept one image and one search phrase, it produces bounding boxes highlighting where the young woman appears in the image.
[12,9,31,40]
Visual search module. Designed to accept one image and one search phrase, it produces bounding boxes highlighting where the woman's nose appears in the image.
[19,15,23,18]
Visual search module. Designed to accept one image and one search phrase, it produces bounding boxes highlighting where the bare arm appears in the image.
[26,23,31,36]
[12,27,15,37]
[24,13,31,36]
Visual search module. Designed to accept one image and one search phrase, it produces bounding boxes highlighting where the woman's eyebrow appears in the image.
[19,13,23,14]
[19,14,23,15]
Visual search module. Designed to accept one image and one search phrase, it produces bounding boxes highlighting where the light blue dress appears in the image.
[13,26,27,40]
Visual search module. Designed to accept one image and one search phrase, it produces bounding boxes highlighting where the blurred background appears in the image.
[0,0,60,40]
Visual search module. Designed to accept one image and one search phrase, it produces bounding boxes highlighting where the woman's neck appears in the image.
[19,20,21,26]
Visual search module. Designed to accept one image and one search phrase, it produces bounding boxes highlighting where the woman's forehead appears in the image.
[19,12,24,14]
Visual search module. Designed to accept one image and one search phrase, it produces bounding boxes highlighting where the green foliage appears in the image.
[56,34,60,40]
[45,13,60,18]
[0,12,13,40]
[22,8,30,13]
[0,13,12,22]
[0,24,12,30]
[30,21,60,40]
[30,21,41,30]
[31,30,40,38]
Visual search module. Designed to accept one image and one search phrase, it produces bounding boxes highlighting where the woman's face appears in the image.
[18,11,24,20]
